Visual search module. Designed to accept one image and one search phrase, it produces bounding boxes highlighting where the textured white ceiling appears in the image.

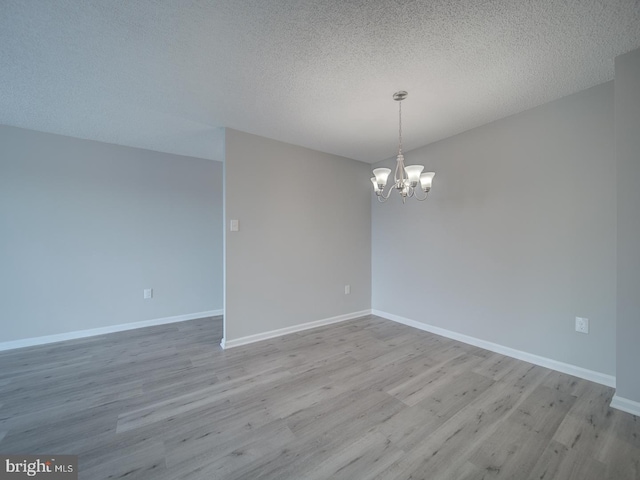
[1,1,640,163]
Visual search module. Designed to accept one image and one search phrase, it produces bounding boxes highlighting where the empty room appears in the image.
[1,1,640,479]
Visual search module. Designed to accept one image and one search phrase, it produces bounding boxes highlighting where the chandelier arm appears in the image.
[414,190,430,201]
[394,159,403,184]
[377,185,394,200]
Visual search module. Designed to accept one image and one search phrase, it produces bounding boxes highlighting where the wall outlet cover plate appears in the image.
[575,317,589,334]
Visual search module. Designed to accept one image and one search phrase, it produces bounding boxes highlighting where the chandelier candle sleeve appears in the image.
[371,91,435,203]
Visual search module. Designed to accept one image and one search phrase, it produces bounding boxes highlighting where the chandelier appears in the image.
[371,91,435,203]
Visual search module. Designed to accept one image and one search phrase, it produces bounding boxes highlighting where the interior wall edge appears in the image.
[0,310,223,352]
[610,395,640,416]
[220,309,372,349]
[372,309,616,388]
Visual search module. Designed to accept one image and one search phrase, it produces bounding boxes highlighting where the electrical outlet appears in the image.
[575,317,589,334]
[144,288,153,300]
[344,285,351,295]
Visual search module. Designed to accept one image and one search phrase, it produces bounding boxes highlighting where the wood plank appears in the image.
[0,315,639,480]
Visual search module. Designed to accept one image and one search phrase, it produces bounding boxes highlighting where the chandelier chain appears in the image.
[398,100,403,155]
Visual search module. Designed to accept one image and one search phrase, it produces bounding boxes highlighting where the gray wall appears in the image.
[372,82,616,376]
[224,129,371,341]
[615,48,640,402]
[0,125,223,342]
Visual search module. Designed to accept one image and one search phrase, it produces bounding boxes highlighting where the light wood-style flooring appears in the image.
[0,315,638,479]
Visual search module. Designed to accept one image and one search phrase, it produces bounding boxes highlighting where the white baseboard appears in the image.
[372,309,616,388]
[220,310,371,349]
[610,395,640,416]
[0,309,223,352]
